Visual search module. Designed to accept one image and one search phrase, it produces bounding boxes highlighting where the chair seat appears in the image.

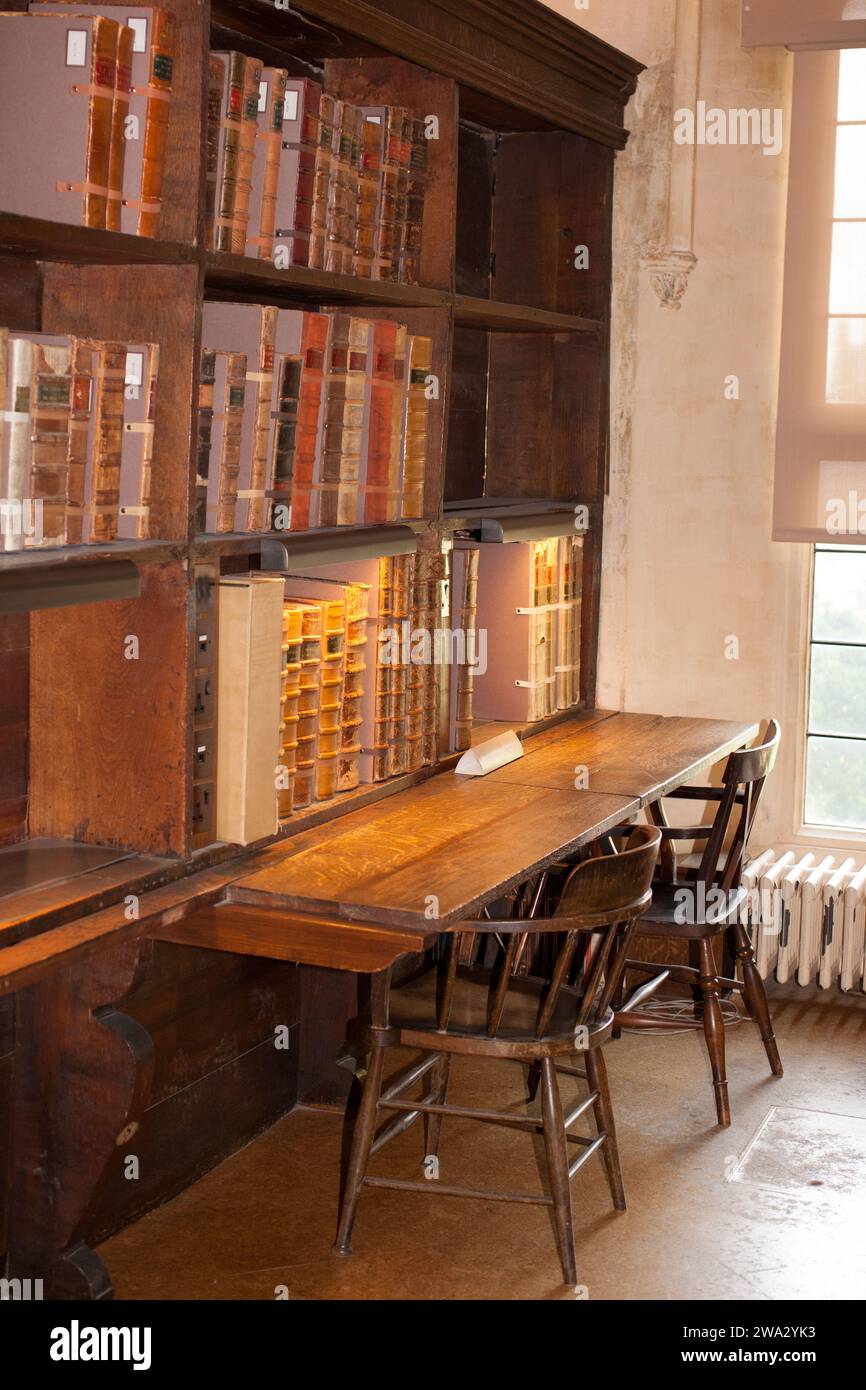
[637,882,748,939]
[389,962,611,1054]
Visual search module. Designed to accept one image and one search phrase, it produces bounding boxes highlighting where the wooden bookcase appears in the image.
[0,0,642,1252]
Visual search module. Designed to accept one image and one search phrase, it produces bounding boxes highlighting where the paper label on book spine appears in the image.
[126,17,147,52]
[66,30,87,66]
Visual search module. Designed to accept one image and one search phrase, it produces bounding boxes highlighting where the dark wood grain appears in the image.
[0,614,28,846]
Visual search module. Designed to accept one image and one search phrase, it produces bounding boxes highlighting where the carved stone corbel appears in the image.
[644,0,701,307]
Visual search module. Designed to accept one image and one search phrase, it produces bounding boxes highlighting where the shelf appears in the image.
[0,212,196,267]
[454,294,601,334]
[205,253,451,310]
[0,539,182,574]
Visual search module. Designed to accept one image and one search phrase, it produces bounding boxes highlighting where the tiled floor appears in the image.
[100,982,866,1300]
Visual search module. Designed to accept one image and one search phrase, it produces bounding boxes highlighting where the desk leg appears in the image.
[7,939,154,1300]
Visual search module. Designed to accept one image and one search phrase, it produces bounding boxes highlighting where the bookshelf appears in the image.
[0,0,642,1258]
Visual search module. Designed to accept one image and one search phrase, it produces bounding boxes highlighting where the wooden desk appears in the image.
[483,712,759,807]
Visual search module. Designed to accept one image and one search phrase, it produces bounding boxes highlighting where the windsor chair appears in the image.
[332,824,661,1286]
[615,719,782,1127]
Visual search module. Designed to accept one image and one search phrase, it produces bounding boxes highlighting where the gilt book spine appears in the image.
[65,338,98,546]
[385,552,412,777]
[246,66,287,261]
[87,341,126,541]
[27,339,73,548]
[277,602,304,818]
[308,93,335,270]
[2,335,33,553]
[118,343,159,540]
[449,545,479,752]
[212,351,246,532]
[136,7,174,236]
[316,315,369,529]
[83,15,120,228]
[211,50,262,254]
[354,116,380,279]
[204,55,224,242]
[324,99,358,274]
[268,353,303,528]
[289,601,323,809]
[359,319,397,524]
[387,324,407,524]
[287,312,330,532]
[400,334,432,520]
[399,116,427,285]
[106,21,133,232]
[339,581,368,790]
[195,348,216,533]
[273,77,320,267]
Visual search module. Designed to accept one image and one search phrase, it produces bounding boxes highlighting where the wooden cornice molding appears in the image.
[250,0,645,147]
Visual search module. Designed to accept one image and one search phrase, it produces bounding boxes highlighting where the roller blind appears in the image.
[773,48,866,543]
[743,1,866,48]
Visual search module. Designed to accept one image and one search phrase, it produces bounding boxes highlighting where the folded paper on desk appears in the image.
[455,730,523,777]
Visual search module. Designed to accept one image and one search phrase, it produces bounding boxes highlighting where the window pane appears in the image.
[804,736,866,829]
[809,643,866,737]
[826,317,866,402]
[829,222,866,313]
[812,549,866,641]
[838,49,866,122]
[834,125,866,218]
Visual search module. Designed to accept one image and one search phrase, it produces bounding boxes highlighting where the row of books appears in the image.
[198,304,432,534]
[0,328,158,551]
[215,553,442,845]
[471,536,584,726]
[0,8,174,236]
[205,52,428,281]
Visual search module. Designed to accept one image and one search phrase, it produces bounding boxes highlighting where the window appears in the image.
[826,49,866,405]
[805,544,866,829]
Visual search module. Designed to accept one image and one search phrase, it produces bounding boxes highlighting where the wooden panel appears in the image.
[298,965,359,1105]
[483,713,760,806]
[29,562,192,857]
[444,326,488,502]
[491,131,613,317]
[0,615,28,846]
[325,56,458,292]
[231,776,639,927]
[166,902,434,970]
[41,262,200,541]
[0,256,41,331]
[485,332,601,500]
[456,125,495,297]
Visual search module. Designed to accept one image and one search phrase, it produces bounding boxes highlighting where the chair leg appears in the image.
[728,922,784,1078]
[698,938,730,1127]
[424,1053,451,1162]
[527,1059,542,1103]
[332,1045,386,1256]
[585,1048,626,1211]
[539,1055,577,1286]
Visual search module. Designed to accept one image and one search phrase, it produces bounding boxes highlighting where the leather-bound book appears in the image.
[285,312,330,532]
[354,116,380,279]
[86,341,126,541]
[272,77,320,268]
[246,66,288,261]
[285,599,322,810]
[210,50,262,254]
[277,602,304,818]
[448,544,479,752]
[212,350,246,532]
[554,534,582,709]
[65,338,99,546]
[386,324,408,524]
[31,5,176,237]
[308,92,336,269]
[268,352,302,529]
[0,13,122,228]
[358,319,397,524]
[1,333,33,553]
[398,116,428,285]
[106,20,133,231]
[338,580,368,790]
[202,301,277,531]
[204,55,224,241]
[324,99,356,274]
[216,574,283,845]
[27,337,73,547]
[281,591,346,801]
[399,334,432,520]
[195,348,216,532]
[316,315,370,528]
[118,342,159,540]
[362,106,411,283]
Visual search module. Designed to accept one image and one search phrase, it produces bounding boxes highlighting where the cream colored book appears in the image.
[216,574,284,845]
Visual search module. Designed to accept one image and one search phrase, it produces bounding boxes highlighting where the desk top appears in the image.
[230,711,758,931]
[483,712,758,806]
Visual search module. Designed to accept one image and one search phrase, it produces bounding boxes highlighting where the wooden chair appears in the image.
[332,825,661,1286]
[615,719,782,1128]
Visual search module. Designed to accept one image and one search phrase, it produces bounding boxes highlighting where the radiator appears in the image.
[741,851,866,992]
